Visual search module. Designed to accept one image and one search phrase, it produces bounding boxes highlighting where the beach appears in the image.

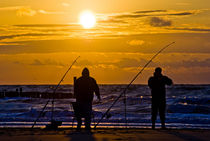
[0,128,209,141]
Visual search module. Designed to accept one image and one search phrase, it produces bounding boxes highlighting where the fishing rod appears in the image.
[32,56,80,128]
[94,42,175,129]
[51,56,80,121]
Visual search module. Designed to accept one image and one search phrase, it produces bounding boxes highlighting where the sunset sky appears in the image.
[0,0,210,84]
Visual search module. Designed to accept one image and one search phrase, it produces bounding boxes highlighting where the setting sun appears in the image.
[79,11,96,29]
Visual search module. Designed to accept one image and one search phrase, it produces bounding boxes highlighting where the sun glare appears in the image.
[79,11,96,29]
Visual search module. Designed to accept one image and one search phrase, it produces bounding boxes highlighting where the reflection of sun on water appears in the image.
[79,11,96,29]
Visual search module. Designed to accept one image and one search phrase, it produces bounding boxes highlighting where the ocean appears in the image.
[0,84,209,129]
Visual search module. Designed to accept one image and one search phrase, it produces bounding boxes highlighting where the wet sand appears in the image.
[0,128,209,141]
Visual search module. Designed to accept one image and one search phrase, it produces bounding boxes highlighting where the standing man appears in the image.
[74,67,101,131]
[148,67,173,129]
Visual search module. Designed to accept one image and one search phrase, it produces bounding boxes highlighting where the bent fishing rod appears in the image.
[32,56,80,128]
[94,42,175,129]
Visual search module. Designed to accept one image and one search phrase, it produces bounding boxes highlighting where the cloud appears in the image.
[13,24,75,27]
[169,27,210,32]
[74,58,154,69]
[16,7,36,16]
[168,12,194,16]
[1,32,210,54]
[127,40,145,46]
[176,3,191,6]
[77,59,93,66]
[150,17,172,27]
[0,33,64,41]
[30,59,64,66]
[61,2,70,7]
[113,58,156,68]
[30,59,44,66]
[162,58,210,68]
[134,10,167,14]
[114,14,146,19]
[112,10,198,19]
[38,10,64,15]
[0,6,64,16]
[115,58,142,68]
[98,19,128,24]
[13,61,23,65]
[0,6,22,11]
[182,59,210,67]
[75,58,147,68]
[44,59,65,66]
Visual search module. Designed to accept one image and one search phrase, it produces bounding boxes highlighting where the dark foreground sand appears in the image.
[0,128,209,141]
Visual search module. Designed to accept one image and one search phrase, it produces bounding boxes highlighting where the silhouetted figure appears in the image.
[148,67,173,129]
[74,68,101,131]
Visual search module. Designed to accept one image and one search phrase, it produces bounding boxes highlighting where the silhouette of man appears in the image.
[148,67,173,129]
[74,68,101,130]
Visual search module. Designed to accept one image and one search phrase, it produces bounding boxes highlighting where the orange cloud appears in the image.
[0,6,22,11]
[38,10,64,15]
[61,2,70,7]
[16,7,36,16]
[127,40,145,46]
